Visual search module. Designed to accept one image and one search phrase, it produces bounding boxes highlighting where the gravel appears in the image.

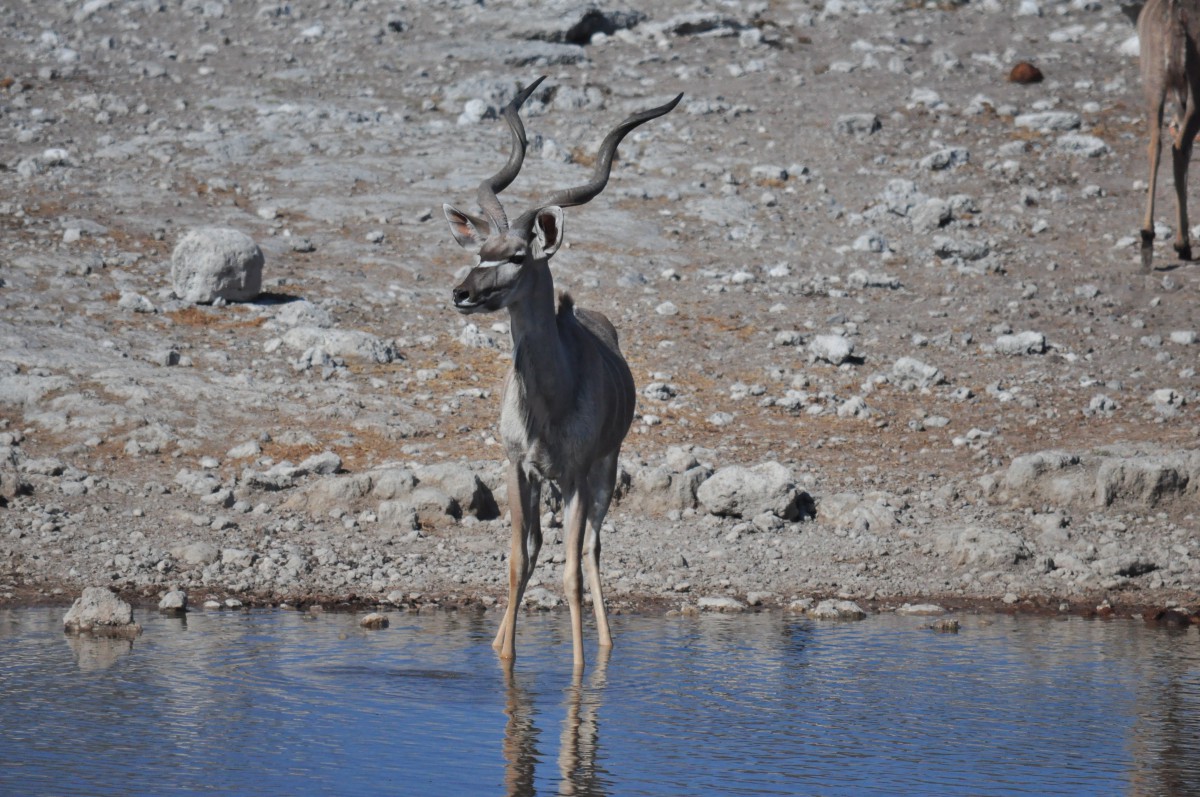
[1,0,1198,621]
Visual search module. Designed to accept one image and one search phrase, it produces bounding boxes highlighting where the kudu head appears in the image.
[444,76,682,314]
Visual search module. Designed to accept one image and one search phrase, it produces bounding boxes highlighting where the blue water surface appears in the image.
[1,606,1197,796]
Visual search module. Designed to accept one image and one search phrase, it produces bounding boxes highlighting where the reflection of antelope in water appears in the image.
[1137,0,1200,269]
[443,77,681,670]
[502,649,610,797]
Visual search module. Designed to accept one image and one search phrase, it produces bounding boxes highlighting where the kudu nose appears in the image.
[452,285,471,305]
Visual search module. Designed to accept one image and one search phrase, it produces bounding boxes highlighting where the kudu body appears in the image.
[1138,0,1200,269]
[442,77,681,669]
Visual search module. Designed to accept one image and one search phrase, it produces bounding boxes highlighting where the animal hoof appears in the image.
[1174,243,1193,261]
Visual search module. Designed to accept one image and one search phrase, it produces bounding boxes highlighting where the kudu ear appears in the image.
[533,207,564,256]
[443,204,491,253]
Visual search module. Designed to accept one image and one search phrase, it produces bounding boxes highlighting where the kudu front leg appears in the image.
[495,466,543,661]
[562,484,591,671]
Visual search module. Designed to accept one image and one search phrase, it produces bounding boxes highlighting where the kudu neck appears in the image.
[506,259,576,410]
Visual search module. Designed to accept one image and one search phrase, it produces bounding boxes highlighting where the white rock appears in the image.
[172,541,221,566]
[807,599,867,620]
[227,440,262,459]
[1014,111,1080,132]
[282,326,397,363]
[523,587,561,609]
[458,98,490,125]
[118,291,156,313]
[892,356,945,388]
[360,613,389,629]
[1056,134,1109,157]
[458,323,497,348]
[158,590,187,612]
[171,227,264,304]
[834,113,881,136]
[809,334,855,365]
[910,198,951,232]
[994,331,1047,355]
[919,147,969,171]
[299,451,342,475]
[837,396,871,418]
[63,587,141,635]
[655,301,679,316]
[698,596,747,612]
[697,461,806,520]
[852,231,888,253]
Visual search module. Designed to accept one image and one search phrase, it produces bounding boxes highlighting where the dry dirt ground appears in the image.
[1,0,1198,622]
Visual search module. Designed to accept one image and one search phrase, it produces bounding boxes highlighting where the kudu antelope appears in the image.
[1138,0,1200,269]
[442,77,681,669]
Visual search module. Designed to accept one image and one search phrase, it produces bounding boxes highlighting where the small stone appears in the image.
[158,589,188,613]
[807,599,867,620]
[919,147,970,171]
[896,603,946,616]
[1056,134,1109,158]
[360,612,389,629]
[834,113,881,136]
[852,231,888,253]
[698,596,747,612]
[227,440,262,459]
[523,587,561,609]
[655,301,679,316]
[1014,111,1081,132]
[809,334,854,365]
[994,331,1047,355]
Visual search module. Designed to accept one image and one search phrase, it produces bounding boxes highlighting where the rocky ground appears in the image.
[2,0,1199,622]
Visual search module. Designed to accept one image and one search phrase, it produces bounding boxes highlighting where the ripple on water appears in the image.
[0,608,1197,796]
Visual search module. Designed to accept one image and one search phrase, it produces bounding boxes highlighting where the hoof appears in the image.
[1174,243,1193,261]
[1141,232,1155,272]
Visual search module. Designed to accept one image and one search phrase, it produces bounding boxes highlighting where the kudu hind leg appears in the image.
[582,454,619,649]
[495,467,543,660]
[1171,101,1200,260]
[1144,98,1167,271]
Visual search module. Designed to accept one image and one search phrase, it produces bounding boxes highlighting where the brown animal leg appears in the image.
[583,453,619,649]
[1144,99,1166,271]
[562,482,591,672]
[1172,104,1200,260]
[494,465,542,661]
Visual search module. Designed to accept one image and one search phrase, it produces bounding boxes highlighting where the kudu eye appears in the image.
[508,250,526,265]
